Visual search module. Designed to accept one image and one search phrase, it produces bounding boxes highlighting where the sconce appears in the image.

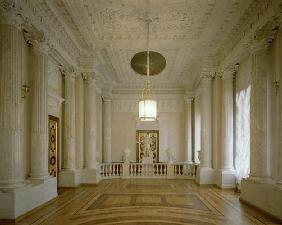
[21,84,30,98]
[273,81,280,96]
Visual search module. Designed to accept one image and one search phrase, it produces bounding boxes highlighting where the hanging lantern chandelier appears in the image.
[138,19,157,121]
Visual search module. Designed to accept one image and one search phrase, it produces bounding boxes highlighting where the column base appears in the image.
[0,177,57,220]
[240,178,282,220]
[81,167,101,184]
[216,169,236,188]
[59,169,81,187]
[196,167,215,185]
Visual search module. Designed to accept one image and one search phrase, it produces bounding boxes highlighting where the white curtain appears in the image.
[235,86,251,188]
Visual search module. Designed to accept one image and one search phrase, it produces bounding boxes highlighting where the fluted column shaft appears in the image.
[0,24,23,185]
[63,72,76,170]
[103,98,112,163]
[201,76,213,168]
[185,97,193,163]
[29,47,49,179]
[84,76,97,168]
[278,31,282,185]
[250,44,268,179]
[221,72,235,170]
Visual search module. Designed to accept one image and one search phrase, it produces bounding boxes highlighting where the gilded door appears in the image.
[136,130,159,163]
[48,115,59,177]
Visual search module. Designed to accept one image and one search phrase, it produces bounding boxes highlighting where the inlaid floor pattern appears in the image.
[11,179,281,225]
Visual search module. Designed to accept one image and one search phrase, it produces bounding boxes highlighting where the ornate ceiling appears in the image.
[47,0,255,90]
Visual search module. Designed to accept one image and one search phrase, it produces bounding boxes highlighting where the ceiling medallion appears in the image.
[131,51,166,76]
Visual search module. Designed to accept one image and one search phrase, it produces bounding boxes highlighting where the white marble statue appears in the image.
[166,148,175,164]
[141,134,154,164]
[123,147,131,163]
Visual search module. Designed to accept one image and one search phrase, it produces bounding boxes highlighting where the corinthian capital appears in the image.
[59,66,76,80]
[22,24,45,48]
[82,72,97,81]
[248,20,279,54]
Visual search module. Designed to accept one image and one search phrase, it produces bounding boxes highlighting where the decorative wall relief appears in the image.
[136,130,159,163]
[48,115,59,177]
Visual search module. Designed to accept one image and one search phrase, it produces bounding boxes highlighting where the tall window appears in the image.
[235,86,251,188]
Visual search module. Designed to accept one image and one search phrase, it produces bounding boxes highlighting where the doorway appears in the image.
[48,115,59,184]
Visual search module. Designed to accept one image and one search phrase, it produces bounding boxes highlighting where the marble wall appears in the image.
[111,94,185,162]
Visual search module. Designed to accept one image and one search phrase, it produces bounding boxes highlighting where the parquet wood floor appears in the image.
[5,179,281,225]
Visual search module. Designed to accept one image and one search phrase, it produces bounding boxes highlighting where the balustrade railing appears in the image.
[100,162,197,179]
[100,163,123,178]
[129,163,167,177]
[174,162,197,178]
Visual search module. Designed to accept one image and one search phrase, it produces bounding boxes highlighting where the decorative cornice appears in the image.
[6,0,81,69]
[218,0,281,68]
[200,71,215,82]
[221,70,235,81]
[248,20,279,54]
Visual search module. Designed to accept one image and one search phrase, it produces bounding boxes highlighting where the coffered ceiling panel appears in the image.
[48,0,254,89]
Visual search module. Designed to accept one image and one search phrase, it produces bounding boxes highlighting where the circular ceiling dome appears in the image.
[131,51,166,76]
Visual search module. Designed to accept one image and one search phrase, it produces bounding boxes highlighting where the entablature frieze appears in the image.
[218,0,281,69]
[1,0,81,70]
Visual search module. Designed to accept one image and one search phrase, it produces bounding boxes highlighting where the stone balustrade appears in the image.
[100,162,197,179]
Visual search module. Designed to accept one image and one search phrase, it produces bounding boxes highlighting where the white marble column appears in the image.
[0,23,24,186]
[184,97,193,163]
[59,68,79,187]
[29,45,49,179]
[103,97,112,163]
[75,75,84,169]
[278,30,282,186]
[249,42,269,180]
[84,74,97,169]
[196,73,215,184]
[62,70,76,170]
[193,93,201,164]
[218,70,236,188]
[240,26,282,220]
[200,75,213,168]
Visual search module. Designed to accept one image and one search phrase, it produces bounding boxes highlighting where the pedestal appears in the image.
[58,169,81,187]
[240,179,282,220]
[196,167,215,184]
[216,169,236,188]
[81,168,101,184]
[0,177,57,219]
